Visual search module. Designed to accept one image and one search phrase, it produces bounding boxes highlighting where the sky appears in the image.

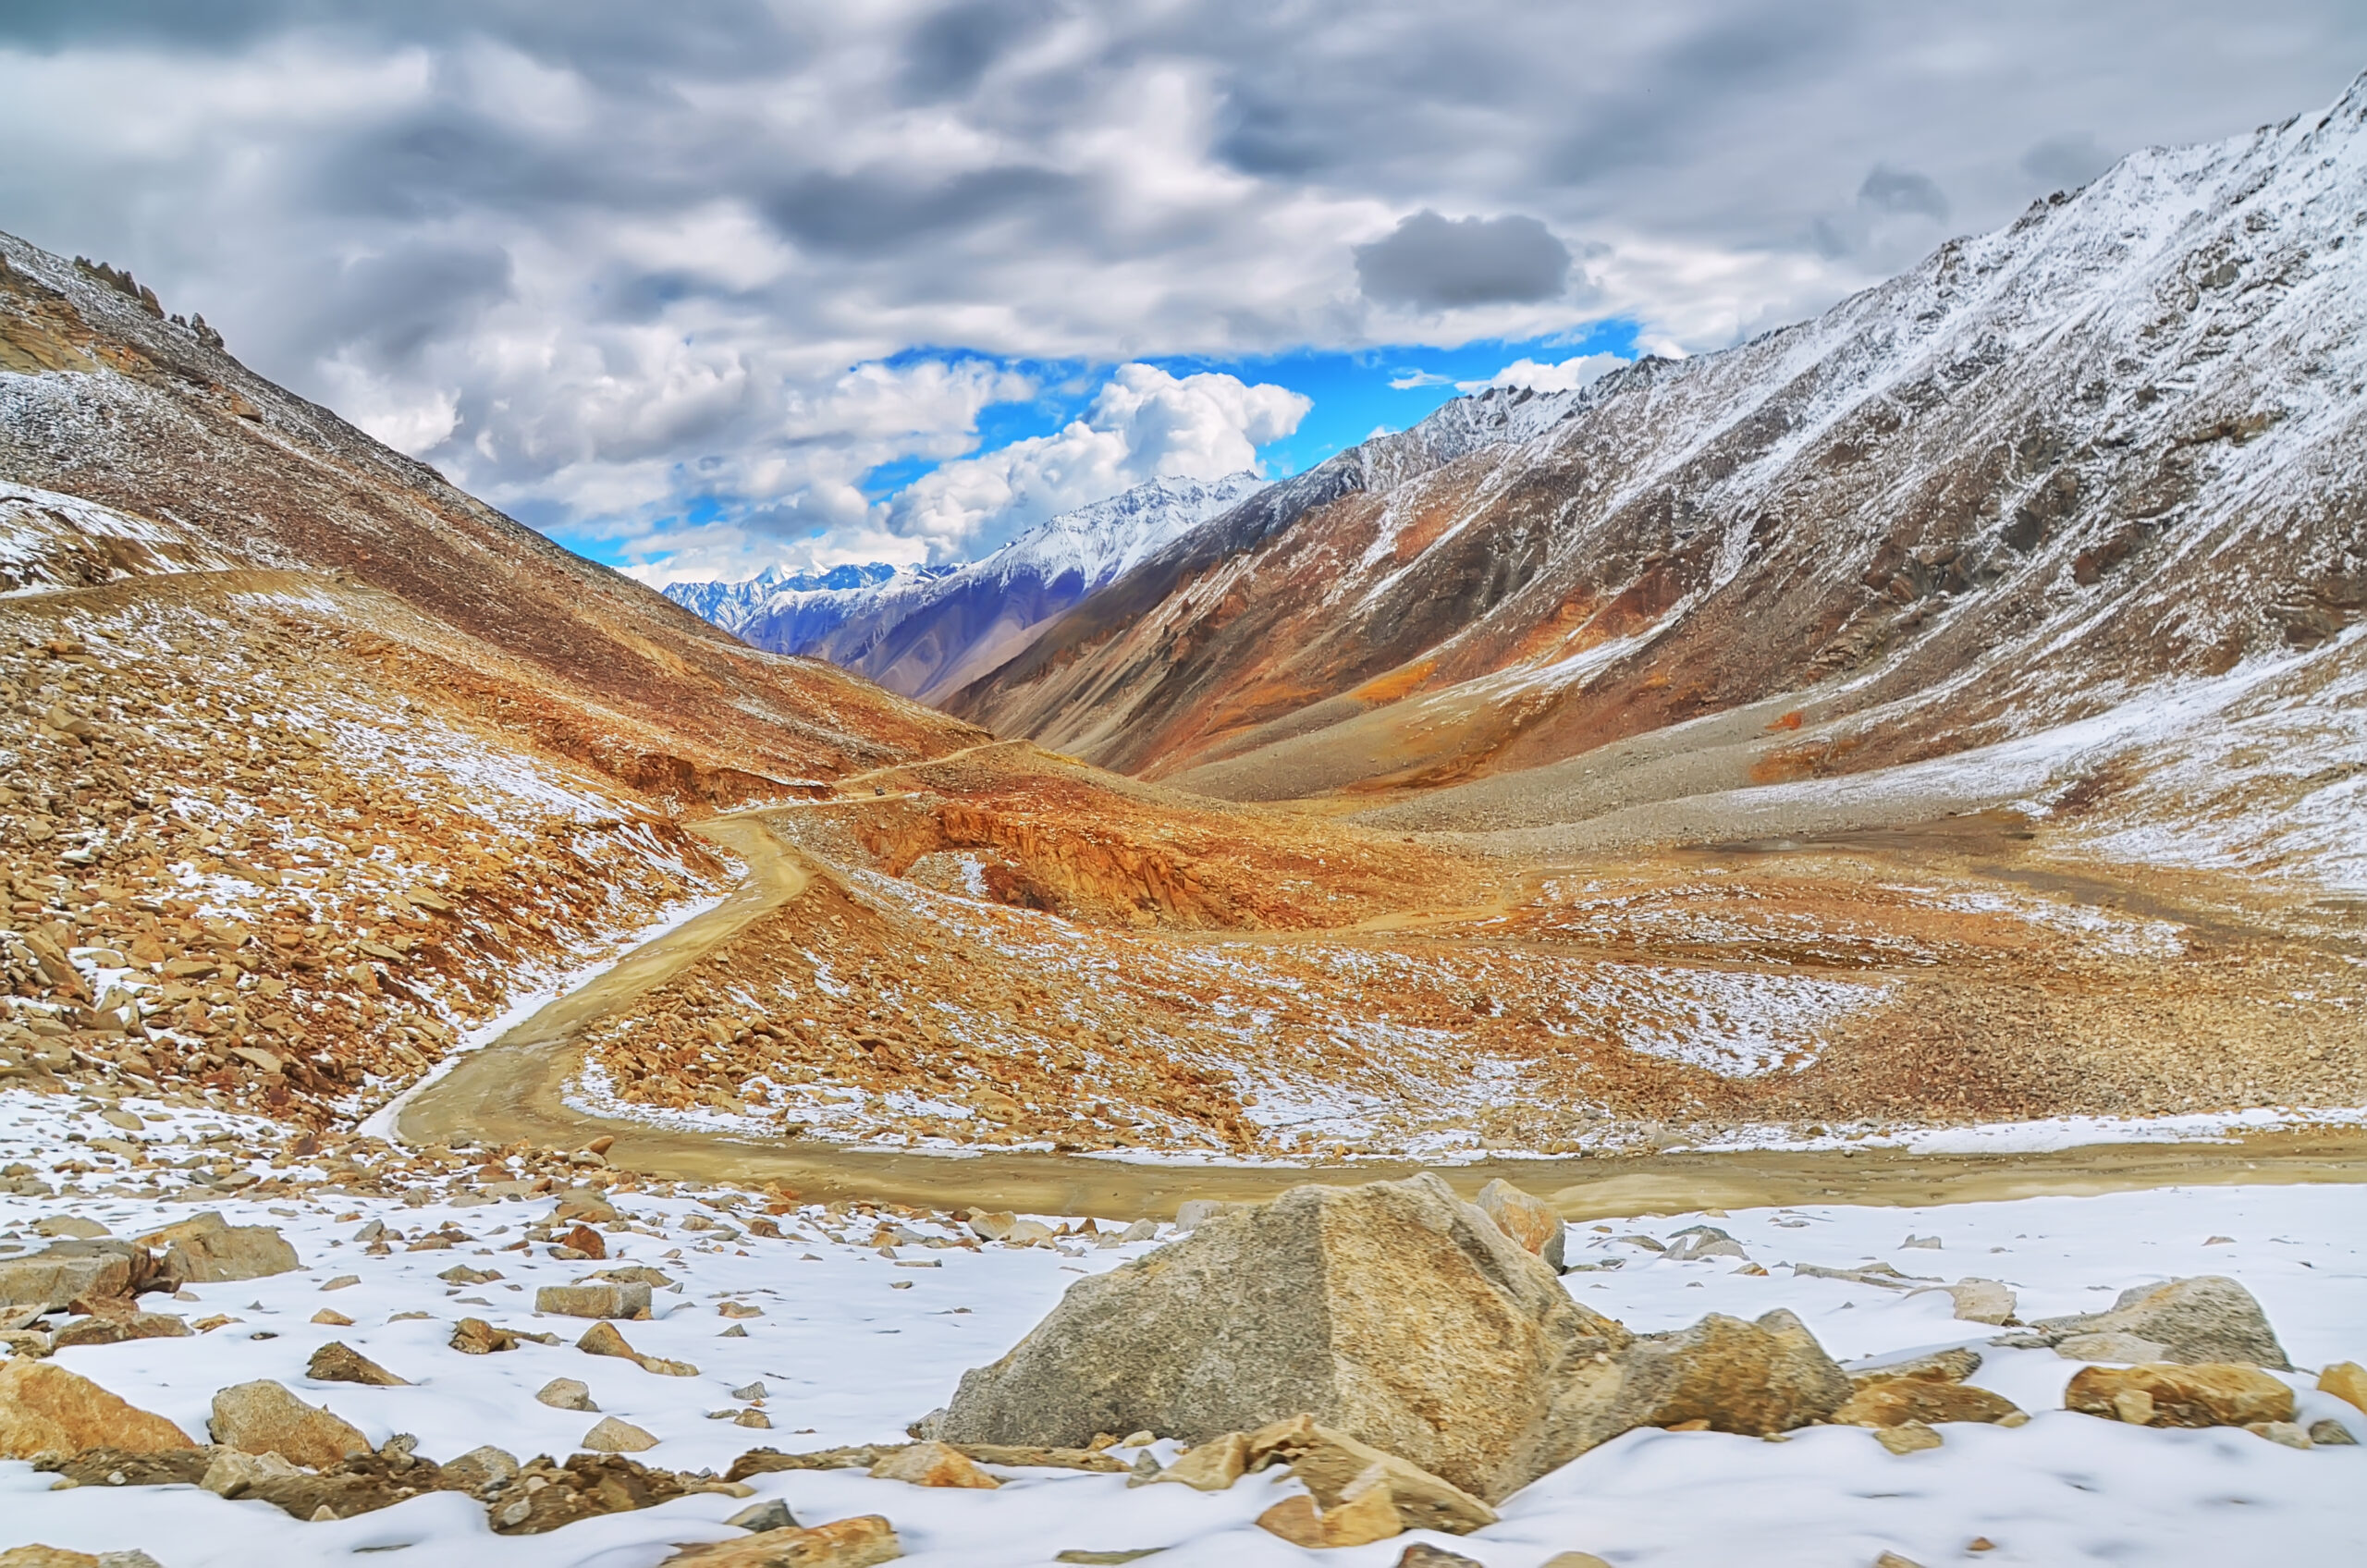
[2,4,2363,584]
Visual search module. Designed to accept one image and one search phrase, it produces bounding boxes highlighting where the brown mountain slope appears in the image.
[1,234,978,801]
[947,80,2367,895]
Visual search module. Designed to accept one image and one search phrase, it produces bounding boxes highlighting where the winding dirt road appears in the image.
[392,801,2367,1219]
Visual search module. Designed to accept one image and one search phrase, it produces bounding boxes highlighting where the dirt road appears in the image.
[394,802,2367,1218]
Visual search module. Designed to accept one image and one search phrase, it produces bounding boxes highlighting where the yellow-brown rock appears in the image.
[0,1360,195,1458]
[1831,1380,2024,1428]
[866,1439,999,1488]
[2319,1361,2367,1415]
[2065,1363,2294,1428]
[1255,1484,1404,1550]
[661,1515,901,1566]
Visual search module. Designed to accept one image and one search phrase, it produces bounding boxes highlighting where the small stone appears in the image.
[1900,1235,1942,1250]
[536,1378,598,1412]
[2066,1363,2293,1428]
[321,1276,361,1292]
[1256,1484,1402,1549]
[305,1341,409,1387]
[1147,1430,1246,1491]
[311,1309,354,1327]
[2318,1361,2367,1415]
[437,1266,502,1286]
[451,1317,520,1354]
[736,1409,773,1429]
[1119,1220,1158,1243]
[718,1300,764,1318]
[2248,1420,2312,1450]
[199,1447,303,1498]
[966,1211,1016,1241]
[2307,1417,2356,1445]
[1875,1421,1943,1454]
[1914,1278,2016,1325]
[868,1439,1000,1488]
[1172,1199,1230,1231]
[1393,1547,1484,1567]
[442,1445,522,1496]
[1848,1347,1982,1388]
[1539,1558,1615,1568]
[727,1498,800,1533]
[582,1416,658,1452]
[1873,1556,1929,1568]
[561,1225,607,1260]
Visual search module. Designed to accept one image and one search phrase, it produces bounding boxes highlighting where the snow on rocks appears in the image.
[0,1087,2360,1562]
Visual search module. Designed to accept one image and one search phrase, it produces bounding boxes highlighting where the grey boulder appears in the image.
[941,1172,1632,1501]
[2024,1277,2289,1369]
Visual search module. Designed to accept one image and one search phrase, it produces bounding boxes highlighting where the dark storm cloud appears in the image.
[1858,165,1950,222]
[311,239,513,363]
[3,1,2361,581]
[1355,212,1572,311]
[763,165,1082,253]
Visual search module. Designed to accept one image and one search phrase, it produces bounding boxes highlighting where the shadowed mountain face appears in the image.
[667,472,1268,702]
[947,78,2367,880]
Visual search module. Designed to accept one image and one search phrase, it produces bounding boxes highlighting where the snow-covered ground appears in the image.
[2,1086,2361,1566]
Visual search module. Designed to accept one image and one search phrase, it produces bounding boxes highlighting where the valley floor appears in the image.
[1,1088,2362,1566]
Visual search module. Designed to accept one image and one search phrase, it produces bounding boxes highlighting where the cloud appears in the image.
[1857,165,1950,223]
[1388,369,1453,389]
[886,362,1308,558]
[2020,131,2116,190]
[0,4,2357,583]
[1355,211,1572,310]
[1456,350,1630,395]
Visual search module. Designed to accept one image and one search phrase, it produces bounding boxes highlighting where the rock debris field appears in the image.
[0,1087,2362,1567]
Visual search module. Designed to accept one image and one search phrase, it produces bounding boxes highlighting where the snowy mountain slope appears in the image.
[947,72,2367,883]
[669,472,1269,701]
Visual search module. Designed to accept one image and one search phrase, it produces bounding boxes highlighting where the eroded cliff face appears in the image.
[947,79,2367,879]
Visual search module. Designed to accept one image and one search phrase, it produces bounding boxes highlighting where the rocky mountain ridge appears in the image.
[948,75,2367,894]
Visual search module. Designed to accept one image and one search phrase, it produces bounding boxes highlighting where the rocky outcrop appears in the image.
[940,1173,1631,1501]
[0,1242,141,1312]
[2019,1277,2290,1369]
[0,1362,194,1457]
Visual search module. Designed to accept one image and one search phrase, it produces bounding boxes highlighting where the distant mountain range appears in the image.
[663,472,1268,701]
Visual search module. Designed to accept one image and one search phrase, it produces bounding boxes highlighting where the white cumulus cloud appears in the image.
[887,363,1309,559]
[1458,350,1631,395]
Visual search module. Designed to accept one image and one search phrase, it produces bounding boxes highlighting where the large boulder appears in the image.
[209,1379,374,1468]
[0,1361,196,1457]
[134,1213,300,1285]
[939,1172,1633,1501]
[2024,1278,2288,1369]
